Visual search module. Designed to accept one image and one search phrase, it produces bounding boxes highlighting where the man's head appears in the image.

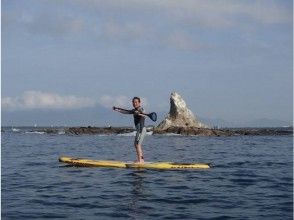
[132,97,141,108]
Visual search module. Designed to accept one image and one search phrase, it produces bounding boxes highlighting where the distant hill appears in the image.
[2,105,130,127]
[199,117,291,128]
[240,118,291,128]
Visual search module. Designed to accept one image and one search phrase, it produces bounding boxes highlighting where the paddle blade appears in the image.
[148,112,157,122]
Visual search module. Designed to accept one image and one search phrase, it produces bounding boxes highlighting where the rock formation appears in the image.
[156,92,208,130]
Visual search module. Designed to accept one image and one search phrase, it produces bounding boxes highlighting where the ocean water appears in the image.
[2,128,293,220]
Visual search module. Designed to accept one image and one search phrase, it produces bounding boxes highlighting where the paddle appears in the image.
[142,112,157,122]
[113,107,157,122]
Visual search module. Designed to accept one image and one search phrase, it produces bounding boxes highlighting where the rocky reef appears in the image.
[154,126,232,136]
[65,126,135,135]
[153,126,292,136]
[6,126,292,136]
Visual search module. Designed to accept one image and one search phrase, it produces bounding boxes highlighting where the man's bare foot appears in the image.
[133,160,144,164]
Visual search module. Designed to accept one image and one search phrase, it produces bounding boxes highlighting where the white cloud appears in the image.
[3,0,291,51]
[2,91,150,111]
[2,97,19,109]
[5,0,288,38]
[99,95,148,109]
[70,0,291,27]
[99,95,130,108]
[2,91,96,110]
[161,0,291,27]
[69,0,292,51]
[2,7,84,37]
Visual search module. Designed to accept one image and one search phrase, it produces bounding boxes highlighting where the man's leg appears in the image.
[135,144,144,163]
[134,127,146,163]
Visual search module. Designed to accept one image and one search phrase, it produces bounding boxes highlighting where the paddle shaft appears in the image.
[113,107,145,115]
[113,107,156,121]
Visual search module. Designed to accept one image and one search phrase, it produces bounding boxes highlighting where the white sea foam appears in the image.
[25,131,45,134]
[160,133,182,136]
[12,128,20,132]
[117,131,136,136]
[117,131,153,136]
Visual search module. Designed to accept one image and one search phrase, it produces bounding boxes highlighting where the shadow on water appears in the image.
[128,170,146,217]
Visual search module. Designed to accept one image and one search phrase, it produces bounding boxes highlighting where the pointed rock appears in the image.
[156,92,208,130]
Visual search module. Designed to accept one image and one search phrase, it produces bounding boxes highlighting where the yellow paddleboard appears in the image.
[59,156,126,168]
[125,162,210,169]
[59,156,211,169]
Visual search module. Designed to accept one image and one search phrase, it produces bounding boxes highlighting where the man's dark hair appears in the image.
[132,97,141,102]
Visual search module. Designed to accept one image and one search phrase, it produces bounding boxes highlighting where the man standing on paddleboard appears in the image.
[113,97,146,164]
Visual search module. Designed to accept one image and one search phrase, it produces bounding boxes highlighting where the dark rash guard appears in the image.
[116,107,145,132]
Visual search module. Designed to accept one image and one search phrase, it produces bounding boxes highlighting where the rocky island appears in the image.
[153,92,232,136]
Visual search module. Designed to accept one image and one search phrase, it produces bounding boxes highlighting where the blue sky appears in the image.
[2,0,293,126]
